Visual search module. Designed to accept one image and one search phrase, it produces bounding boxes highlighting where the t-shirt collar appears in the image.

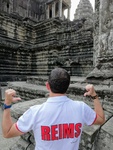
[47,96,69,103]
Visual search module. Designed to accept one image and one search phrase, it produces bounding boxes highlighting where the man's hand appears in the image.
[5,89,21,105]
[84,84,97,97]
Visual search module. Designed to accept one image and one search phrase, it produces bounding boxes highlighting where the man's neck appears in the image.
[49,93,65,97]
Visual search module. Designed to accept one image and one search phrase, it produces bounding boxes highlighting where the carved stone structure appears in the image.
[0,0,71,21]
[0,0,113,150]
[0,2,93,83]
[46,0,71,19]
[74,0,93,25]
[87,0,113,81]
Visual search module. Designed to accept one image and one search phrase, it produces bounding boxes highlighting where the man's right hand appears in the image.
[5,89,21,105]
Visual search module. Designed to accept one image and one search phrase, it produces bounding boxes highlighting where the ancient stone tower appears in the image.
[74,0,93,24]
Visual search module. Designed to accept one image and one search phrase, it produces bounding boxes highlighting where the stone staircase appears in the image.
[0,75,112,150]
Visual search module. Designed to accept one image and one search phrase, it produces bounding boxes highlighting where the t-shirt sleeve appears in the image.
[82,102,97,126]
[16,108,34,133]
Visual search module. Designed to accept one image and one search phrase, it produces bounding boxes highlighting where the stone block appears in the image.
[102,117,113,137]
[80,125,100,149]
[93,117,113,150]
[8,82,48,101]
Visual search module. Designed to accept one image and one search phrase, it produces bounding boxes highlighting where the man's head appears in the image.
[48,68,70,94]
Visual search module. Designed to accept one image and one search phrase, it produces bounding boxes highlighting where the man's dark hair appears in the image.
[48,68,70,94]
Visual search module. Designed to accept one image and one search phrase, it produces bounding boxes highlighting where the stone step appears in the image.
[27,76,86,86]
[27,76,48,85]
[4,80,113,114]
[1,81,94,109]
[0,57,32,63]
[0,68,34,71]
[0,75,27,85]
[6,80,113,111]
[7,82,48,101]
[0,71,36,75]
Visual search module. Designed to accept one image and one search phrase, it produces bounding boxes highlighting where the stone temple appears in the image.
[0,0,113,149]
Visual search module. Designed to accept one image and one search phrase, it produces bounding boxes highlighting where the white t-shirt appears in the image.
[16,96,96,150]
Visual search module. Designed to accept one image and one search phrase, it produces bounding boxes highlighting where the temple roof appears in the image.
[74,0,93,21]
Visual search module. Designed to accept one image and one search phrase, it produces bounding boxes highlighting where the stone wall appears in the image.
[0,12,35,45]
[33,18,94,76]
[0,11,94,83]
[0,12,36,83]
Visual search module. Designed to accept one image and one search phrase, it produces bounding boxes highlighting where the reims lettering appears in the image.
[41,123,82,141]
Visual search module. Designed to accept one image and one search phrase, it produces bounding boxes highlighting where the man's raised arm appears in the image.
[84,84,105,125]
[2,89,24,138]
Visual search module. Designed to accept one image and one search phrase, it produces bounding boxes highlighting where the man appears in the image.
[2,68,105,150]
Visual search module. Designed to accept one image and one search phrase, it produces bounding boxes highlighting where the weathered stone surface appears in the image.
[93,117,113,150]
[27,76,48,86]
[79,124,100,150]
[8,82,48,101]
[87,68,105,79]
[87,0,113,80]
[102,117,113,136]
[0,12,94,83]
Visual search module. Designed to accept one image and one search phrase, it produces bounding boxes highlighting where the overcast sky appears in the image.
[69,0,95,20]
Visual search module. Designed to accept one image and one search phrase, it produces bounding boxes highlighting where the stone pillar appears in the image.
[87,0,113,80]
[46,5,49,19]
[59,0,62,18]
[27,0,30,17]
[0,0,2,11]
[52,2,56,18]
[67,7,70,20]
[13,0,19,13]
[0,84,2,102]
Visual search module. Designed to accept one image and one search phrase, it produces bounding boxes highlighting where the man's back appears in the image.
[16,96,96,150]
